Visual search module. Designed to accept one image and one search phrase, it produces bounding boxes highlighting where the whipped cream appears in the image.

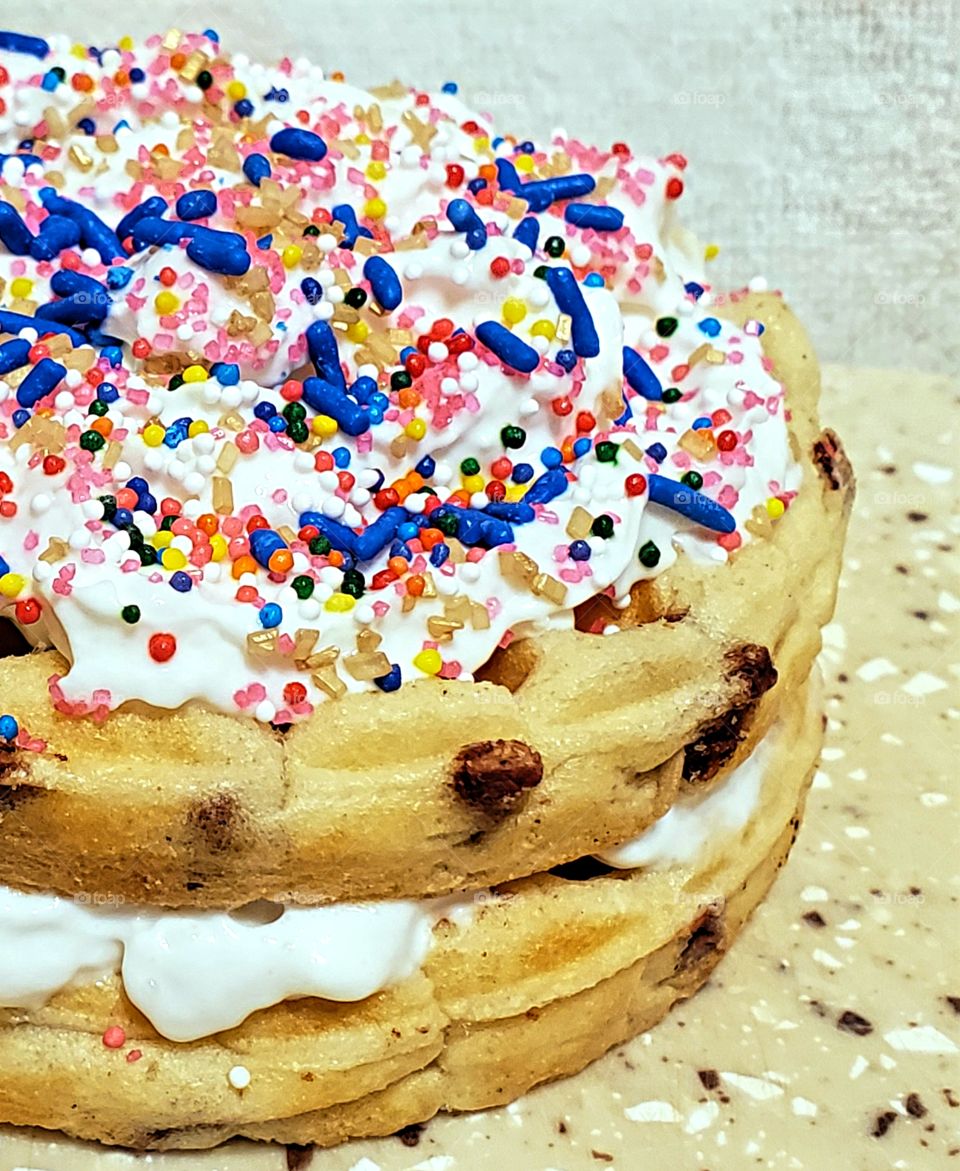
[0,30,799,725]
[0,723,776,1041]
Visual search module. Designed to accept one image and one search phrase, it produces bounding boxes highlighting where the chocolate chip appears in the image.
[812,427,853,492]
[286,1147,314,1170]
[871,1110,898,1138]
[698,1068,721,1090]
[905,1093,928,1119]
[451,739,543,817]
[837,1009,874,1036]
[395,1123,424,1147]
[676,903,725,973]
[186,791,245,853]
[724,643,778,701]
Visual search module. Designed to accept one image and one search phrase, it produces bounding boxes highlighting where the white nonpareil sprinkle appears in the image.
[227,1064,251,1089]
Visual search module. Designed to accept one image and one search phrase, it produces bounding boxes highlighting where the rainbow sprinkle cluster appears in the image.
[0,28,799,724]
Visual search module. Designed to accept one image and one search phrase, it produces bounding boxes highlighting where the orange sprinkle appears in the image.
[388,556,408,576]
[231,554,257,579]
[327,549,344,568]
[405,472,425,492]
[478,163,497,181]
[170,52,186,70]
[268,548,294,574]
[197,513,219,535]
[90,417,112,437]
[407,575,425,597]
[420,528,443,550]
[398,388,421,409]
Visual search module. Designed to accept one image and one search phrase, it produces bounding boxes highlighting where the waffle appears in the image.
[0,677,820,1149]
[0,294,852,909]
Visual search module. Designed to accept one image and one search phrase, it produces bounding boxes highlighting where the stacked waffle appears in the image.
[0,29,851,1150]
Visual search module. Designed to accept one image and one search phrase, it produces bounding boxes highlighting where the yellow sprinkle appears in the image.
[312,414,338,437]
[226,80,247,101]
[282,245,302,269]
[363,197,387,220]
[154,291,179,315]
[70,43,87,58]
[462,474,483,494]
[404,418,426,441]
[142,423,165,447]
[355,132,370,146]
[365,161,386,181]
[345,320,369,343]
[502,297,527,325]
[325,593,356,613]
[10,277,33,299]
[515,154,535,173]
[704,243,720,261]
[182,364,207,383]
[118,35,134,51]
[473,136,490,151]
[529,318,555,339]
[188,419,210,437]
[151,531,173,550]
[0,573,26,598]
[210,534,228,561]
[413,648,442,675]
[505,484,527,502]
[766,496,785,519]
[162,547,188,571]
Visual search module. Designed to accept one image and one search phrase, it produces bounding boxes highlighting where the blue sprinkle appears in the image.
[556,348,577,372]
[98,383,119,403]
[684,281,704,299]
[563,203,625,232]
[397,521,419,541]
[446,198,487,249]
[511,462,534,484]
[647,473,736,534]
[130,217,250,276]
[573,437,592,458]
[41,70,59,92]
[76,116,95,134]
[203,27,219,41]
[475,320,539,373]
[302,373,368,436]
[415,455,436,478]
[698,316,721,337]
[430,543,450,568]
[0,556,8,576]
[0,714,19,741]
[126,477,148,493]
[306,321,345,387]
[138,492,157,514]
[0,201,34,253]
[569,540,591,561]
[0,309,84,346]
[116,196,168,242]
[234,98,254,118]
[0,338,31,376]
[301,276,323,305]
[517,173,595,213]
[545,267,599,358]
[254,401,277,420]
[50,269,111,308]
[12,409,30,428]
[259,602,283,628]
[37,188,123,262]
[541,446,563,469]
[524,468,568,505]
[441,81,458,94]
[584,272,605,287]
[175,189,217,221]
[112,508,134,528]
[331,203,372,247]
[466,177,487,195]
[16,358,65,408]
[268,415,287,432]
[362,255,403,311]
[692,416,713,430]
[129,67,146,84]
[512,215,540,253]
[105,265,134,289]
[217,363,240,386]
[256,234,273,250]
[249,528,287,567]
[495,158,521,191]
[646,442,667,463]
[242,152,271,187]
[332,446,351,467]
[374,663,402,692]
[270,127,327,161]
[101,345,123,367]
[0,31,49,58]
[622,347,662,400]
[350,376,377,405]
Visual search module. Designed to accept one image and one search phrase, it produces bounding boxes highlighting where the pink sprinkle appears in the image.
[81,549,106,564]
[126,1050,143,1064]
[23,530,39,551]
[102,1026,126,1049]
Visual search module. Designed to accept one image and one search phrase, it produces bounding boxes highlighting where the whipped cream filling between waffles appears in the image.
[0,721,776,1041]
[0,30,800,725]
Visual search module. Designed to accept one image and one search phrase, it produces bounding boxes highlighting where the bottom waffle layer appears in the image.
[0,676,821,1150]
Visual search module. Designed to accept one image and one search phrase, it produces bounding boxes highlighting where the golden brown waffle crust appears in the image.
[0,677,821,1149]
[0,292,853,907]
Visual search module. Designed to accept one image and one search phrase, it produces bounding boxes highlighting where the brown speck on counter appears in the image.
[905,1093,928,1118]
[802,910,827,927]
[872,1110,898,1138]
[395,1123,424,1147]
[837,1010,874,1036]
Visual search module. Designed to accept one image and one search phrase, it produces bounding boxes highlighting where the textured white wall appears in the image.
[3,0,957,373]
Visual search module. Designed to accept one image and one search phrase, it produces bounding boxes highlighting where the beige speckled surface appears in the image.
[0,364,956,1170]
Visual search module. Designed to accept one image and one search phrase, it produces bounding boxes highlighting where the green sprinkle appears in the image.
[292,574,315,599]
[460,457,480,476]
[591,514,614,539]
[500,425,526,450]
[595,441,618,463]
[639,540,661,568]
[120,605,140,624]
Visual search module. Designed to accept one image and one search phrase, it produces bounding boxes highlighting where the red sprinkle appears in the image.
[283,681,307,706]
[42,454,66,475]
[14,598,41,624]
[126,1049,143,1064]
[625,473,647,497]
[102,1026,126,1049]
[665,176,684,200]
[148,633,177,662]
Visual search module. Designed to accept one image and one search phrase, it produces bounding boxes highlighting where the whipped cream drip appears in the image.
[0,31,799,724]
[0,725,775,1041]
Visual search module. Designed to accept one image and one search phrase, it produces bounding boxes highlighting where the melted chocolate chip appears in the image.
[812,427,853,492]
[676,903,725,973]
[395,1123,424,1148]
[451,739,543,817]
[286,1146,314,1170]
[186,791,245,853]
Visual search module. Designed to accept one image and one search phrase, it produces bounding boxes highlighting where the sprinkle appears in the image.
[563,203,625,231]
[102,1026,126,1049]
[269,127,328,161]
[544,267,599,358]
[227,1064,252,1090]
[475,321,539,373]
[647,474,736,533]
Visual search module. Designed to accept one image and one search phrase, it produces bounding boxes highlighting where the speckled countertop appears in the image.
[0,364,956,1171]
